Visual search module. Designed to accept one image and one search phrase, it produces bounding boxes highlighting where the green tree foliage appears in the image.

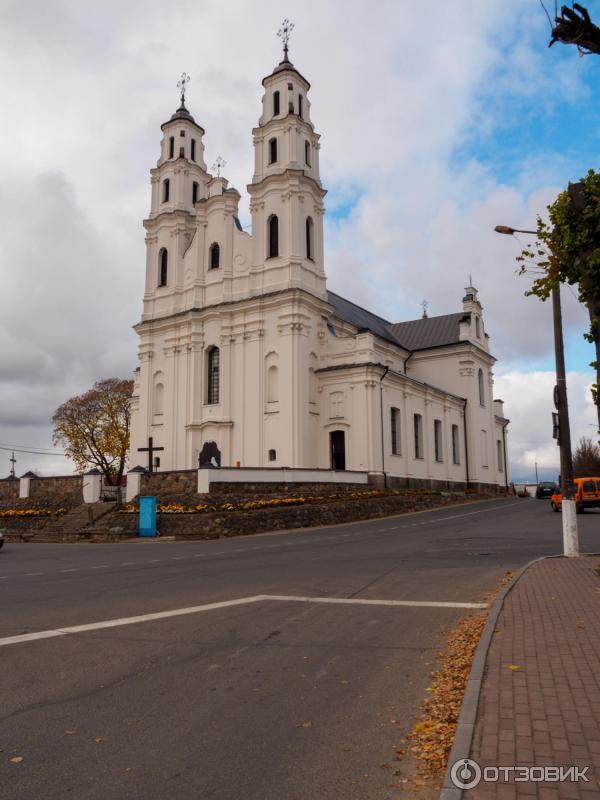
[52,378,133,485]
[517,169,600,433]
[573,436,600,477]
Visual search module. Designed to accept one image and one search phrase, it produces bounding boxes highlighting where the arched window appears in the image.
[478,368,485,406]
[267,365,279,403]
[298,94,303,118]
[162,179,170,203]
[305,140,311,166]
[207,347,220,405]
[268,215,279,258]
[273,91,280,116]
[158,248,168,287]
[268,448,277,462]
[191,139,196,162]
[306,217,314,260]
[169,137,174,158]
[269,138,278,164]
[192,182,199,205]
[209,242,220,269]
[153,381,164,415]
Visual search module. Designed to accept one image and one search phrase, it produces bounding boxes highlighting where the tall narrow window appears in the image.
[273,90,280,116]
[269,137,278,164]
[391,407,400,455]
[207,347,220,405]
[475,316,481,338]
[481,429,488,467]
[414,414,423,459]
[478,368,485,407]
[209,242,220,269]
[268,215,279,258]
[169,137,174,158]
[434,419,443,462]
[305,140,311,166]
[267,365,279,403]
[192,181,199,205]
[158,248,168,287]
[162,179,170,203]
[305,217,314,260]
[452,424,460,465]
[497,440,504,472]
[191,138,196,161]
[153,381,164,416]
[298,94,303,118]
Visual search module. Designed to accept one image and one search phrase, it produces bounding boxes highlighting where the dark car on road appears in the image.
[536,481,558,499]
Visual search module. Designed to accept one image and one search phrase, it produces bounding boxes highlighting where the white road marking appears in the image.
[263,595,488,610]
[24,572,43,577]
[92,565,108,569]
[60,569,77,573]
[121,562,136,566]
[171,556,185,560]
[148,559,161,563]
[0,593,487,649]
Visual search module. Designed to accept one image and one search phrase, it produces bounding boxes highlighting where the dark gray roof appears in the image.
[161,102,205,133]
[327,291,406,348]
[387,313,467,351]
[327,291,468,352]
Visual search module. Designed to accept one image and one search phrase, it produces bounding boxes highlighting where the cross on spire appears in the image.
[277,18,295,62]
[421,299,429,319]
[212,156,226,177]
[177,72,190,107]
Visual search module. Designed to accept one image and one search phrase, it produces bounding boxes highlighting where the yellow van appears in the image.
[551,477,600,514]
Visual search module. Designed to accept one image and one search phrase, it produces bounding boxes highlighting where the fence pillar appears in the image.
[83,468,101,503]
[19,471,36,499]
[126,466,146,502]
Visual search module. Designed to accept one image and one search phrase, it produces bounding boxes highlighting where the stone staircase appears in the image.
[15,502,121,543]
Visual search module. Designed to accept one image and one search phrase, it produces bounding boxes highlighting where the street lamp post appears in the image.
[494,225,579,557]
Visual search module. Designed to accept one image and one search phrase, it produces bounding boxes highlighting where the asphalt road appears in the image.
[1,498,598,800]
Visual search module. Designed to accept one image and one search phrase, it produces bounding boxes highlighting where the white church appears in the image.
[129,33,509,492]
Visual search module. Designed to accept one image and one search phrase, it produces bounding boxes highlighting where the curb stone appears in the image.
[439,554,564,800]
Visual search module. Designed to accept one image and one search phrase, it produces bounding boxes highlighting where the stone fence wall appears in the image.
[0,479,19,501]
[139,470,198,497]
[29,475,83,499]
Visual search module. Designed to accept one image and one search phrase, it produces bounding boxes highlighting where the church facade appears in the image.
[129,49,509,491]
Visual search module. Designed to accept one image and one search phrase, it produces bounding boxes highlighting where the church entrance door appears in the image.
[330,430,346,471]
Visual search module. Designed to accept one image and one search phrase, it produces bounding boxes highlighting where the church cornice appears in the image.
[315,361,467,406]
[134,287,334,334]
[247,169,326,198]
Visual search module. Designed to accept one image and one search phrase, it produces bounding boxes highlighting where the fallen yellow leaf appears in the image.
[508,665,521,671]
[10,757,23,764]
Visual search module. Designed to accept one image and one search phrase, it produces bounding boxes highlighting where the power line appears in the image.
[0,444,69,457]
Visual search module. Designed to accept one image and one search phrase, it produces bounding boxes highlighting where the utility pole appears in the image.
[534,460,539,484]
[9,451,16,478]
[552,282,578,555]
[494,225,579,556]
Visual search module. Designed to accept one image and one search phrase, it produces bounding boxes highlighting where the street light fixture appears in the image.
[494,224,579,557]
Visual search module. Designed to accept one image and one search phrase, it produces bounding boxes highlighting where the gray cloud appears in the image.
[0,0,596,476]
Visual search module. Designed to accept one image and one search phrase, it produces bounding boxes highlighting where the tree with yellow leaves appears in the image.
[52,378,133,485]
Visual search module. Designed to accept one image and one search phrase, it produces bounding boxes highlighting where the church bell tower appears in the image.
[248,20,327,300]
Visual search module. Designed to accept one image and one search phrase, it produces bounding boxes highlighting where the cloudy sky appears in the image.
[0,0,598,481]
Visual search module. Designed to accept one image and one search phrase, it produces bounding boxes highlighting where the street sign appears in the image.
[552,412,560,442]
[139,496,157,537]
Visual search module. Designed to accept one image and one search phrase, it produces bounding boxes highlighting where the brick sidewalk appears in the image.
[469,556,600,799]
